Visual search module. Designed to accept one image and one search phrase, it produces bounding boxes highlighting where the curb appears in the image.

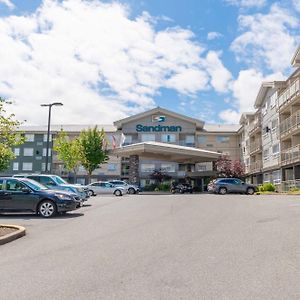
[0,224,26,246]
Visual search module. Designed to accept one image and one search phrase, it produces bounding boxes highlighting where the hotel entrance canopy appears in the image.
[112,141,219,163]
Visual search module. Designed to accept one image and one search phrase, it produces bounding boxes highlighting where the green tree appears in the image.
[78,126,108,182]
[0,97,24,172]
[53,130,81,178]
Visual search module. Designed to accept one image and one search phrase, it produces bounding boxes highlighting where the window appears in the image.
[23,148,34,156]
[161,163,175,172]
[43,134,52,142]
[13,162,19,171]
[141,163,155,172]
[5,179,26,191]
[246,158,250,166]
[198,136,207,144]
[263,149,269,160]
[22,162,33,171]
[264,173,270,183]
[14,148,20,156]
[185,135,195,144]
[25,134,34,142]
[272,170,281,184]
[76,178,85,185]
[272,144,280,155]
[43,148,52,157]
[271,119,278,130]
[39,176,56,186]
[0,179,3,190]
[216,136,230,143]
[197,165,206,171]
[124,135,132,145]
[107,163,117,172]
[41,163,51,172]
[161,134,176,143]
[141,134,155,142]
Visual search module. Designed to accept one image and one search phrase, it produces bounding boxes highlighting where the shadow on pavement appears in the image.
[0,212,84,220]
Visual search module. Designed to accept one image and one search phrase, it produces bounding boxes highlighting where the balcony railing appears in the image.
[279,111,300,137]
[249,117,262,135]
[250,160,262,173]
[278,78,300,109]
[249,140,262,154]
[281,144,300,166]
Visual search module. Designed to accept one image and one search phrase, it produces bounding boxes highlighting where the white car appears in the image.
[88,181,125,196]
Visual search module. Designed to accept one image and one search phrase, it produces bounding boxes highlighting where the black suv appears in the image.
[0,177,83,218]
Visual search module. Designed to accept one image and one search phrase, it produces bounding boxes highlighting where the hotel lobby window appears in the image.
[141,134,155,142]
[161,134,175,143]
[161,163,176,172]
[124,135,132,145]
[141,163,155,172]
[185,135,195,146]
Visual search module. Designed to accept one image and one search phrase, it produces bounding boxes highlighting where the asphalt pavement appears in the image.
[1,193,300,300]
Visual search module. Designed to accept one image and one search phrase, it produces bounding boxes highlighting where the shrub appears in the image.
[143,184,158,191]
[259,183,276,192]
[290,187,300,192]
[157,183,171,191]
[154,187,160,192]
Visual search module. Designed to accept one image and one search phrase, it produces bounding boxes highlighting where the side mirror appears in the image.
[21,187,31,193]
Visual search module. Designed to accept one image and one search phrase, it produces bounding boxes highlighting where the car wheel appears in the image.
[179,189,184,194]
[219,187,227,195]
[38,200,57,218]
[114,189,122,196]
[171,189,176,194]
[128,187,135,194]
[247,187,255,195]
[88,190,94,197]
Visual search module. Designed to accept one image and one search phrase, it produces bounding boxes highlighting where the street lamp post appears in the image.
[41,102,63,173]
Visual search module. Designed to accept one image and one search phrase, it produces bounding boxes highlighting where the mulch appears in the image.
[0,226,17,237]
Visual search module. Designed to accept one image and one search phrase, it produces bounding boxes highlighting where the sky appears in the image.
[0,0,299,125]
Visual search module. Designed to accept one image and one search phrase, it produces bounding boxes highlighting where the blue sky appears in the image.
[0,0,299,125]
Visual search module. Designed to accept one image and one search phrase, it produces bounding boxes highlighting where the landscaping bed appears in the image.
[0,225,17,237]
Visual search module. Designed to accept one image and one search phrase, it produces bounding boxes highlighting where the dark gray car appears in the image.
[207,178,257,195]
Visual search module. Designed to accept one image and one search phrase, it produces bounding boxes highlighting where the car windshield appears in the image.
[22,179,48,191]
[52,176,67,185]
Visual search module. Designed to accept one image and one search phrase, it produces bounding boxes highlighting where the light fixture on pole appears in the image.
[41,102,63,173]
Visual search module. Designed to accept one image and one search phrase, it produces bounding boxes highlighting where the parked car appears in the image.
[171,183,193,194]
[13,174,89,201]
[108,180,139,194]
[87,181,126,196]
[0,177,83,218]
[207,178,257,195]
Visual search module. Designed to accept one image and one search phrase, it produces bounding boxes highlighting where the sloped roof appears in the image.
[291,45,300,67]
[114,107,204,129]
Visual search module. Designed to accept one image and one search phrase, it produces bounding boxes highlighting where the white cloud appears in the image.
[205,51,232,93]
[0,0,225,125]
[219,69,285,123]
[231,3,299,73]
[224,0,266,8]
[207,31,223,40]
[293,0,300,11]
[0,0,14,9]
[219,109,241,124]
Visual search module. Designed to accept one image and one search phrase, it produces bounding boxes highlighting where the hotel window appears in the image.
[272,170,281,184]
[216,136,230,143]
[43,134,52,142]
[43,148,52,157]
[141,134,155,142]
[107,163,117,172]
[198,136,207,144]
[161,134,176,143]
[13,162,19,171]
[264,173,270,183]
[25,134,34,142]
[14,148,20,156]
[22,162,33,171]
[23,148,34,156]
[161,163,175,172]
[124,135,132,145]
[185,135,195,146]
[263,149,269,160]
[272,144,280,156]
[41,163,51,172]
[140,163,155,172]
[271,119,278,130]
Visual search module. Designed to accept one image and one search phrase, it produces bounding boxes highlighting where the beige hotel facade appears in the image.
[3,46,300,191]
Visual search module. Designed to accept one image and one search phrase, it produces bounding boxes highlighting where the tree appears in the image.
[215,155,245,178]
[78,126,109,182]
[53,130,81,177]
[0,97,24,172]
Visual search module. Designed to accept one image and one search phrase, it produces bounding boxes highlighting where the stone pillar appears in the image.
[129,155,140,185]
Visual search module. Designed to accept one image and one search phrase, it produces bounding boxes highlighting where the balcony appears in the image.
[281,144,300,166]
[278,78,300,110]
[279,111,300,138]
[250,160,262,173]
[249,140,262,155]
[249,117,262,136]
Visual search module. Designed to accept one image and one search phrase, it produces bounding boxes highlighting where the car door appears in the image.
[89,182,102,194]
[4,179,37,212]
[105,183,115,194]
[0,179,9,210]
[231,179,245,192]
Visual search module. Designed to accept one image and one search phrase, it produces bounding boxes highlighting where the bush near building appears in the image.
[258,183,276,192]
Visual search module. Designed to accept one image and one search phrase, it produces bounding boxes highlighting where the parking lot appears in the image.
[1,193,300,300]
